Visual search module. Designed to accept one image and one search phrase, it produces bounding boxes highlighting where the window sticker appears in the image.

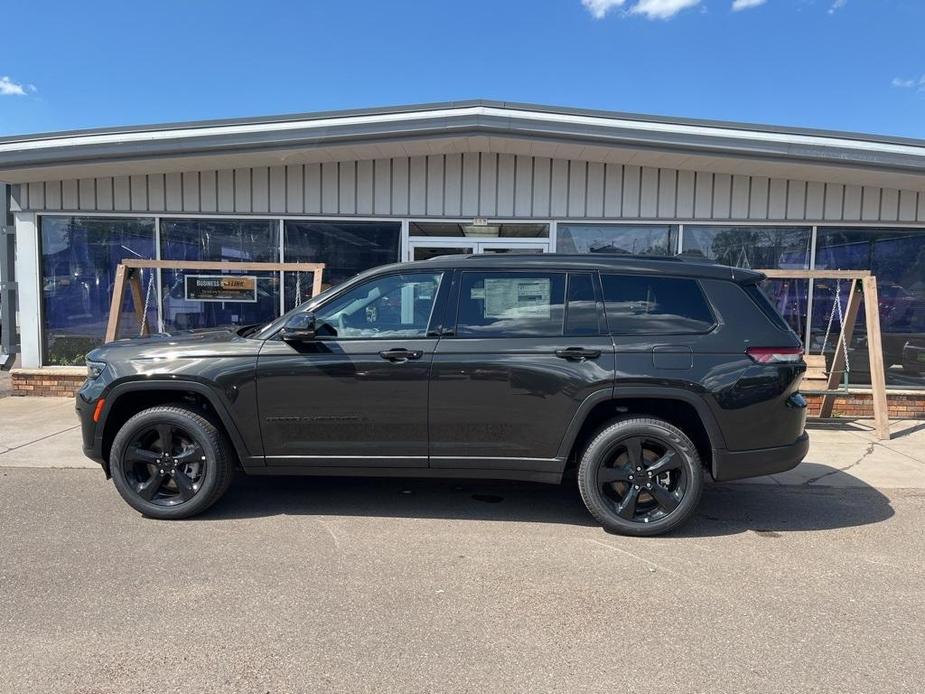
[483,278,551,319]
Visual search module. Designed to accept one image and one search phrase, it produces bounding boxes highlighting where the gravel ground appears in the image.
[1,468,923,693]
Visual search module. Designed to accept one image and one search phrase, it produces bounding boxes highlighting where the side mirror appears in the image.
[280,312,317,342]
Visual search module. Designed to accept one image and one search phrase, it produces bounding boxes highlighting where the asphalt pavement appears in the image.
[1,466,923,693]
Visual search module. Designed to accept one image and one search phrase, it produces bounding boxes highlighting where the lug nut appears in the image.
[646,483,652,489]
[634,485,640,490]
[636,466,642,471]
[628,474,634,480]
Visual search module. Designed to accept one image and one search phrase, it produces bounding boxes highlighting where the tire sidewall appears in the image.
[578,418,704,536]
[110,407,226,519]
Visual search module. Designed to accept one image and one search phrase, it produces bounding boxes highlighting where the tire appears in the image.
[109,405,235,519]
[577,417,703,537]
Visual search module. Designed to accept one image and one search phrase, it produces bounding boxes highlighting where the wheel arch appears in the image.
[557,387,725,473]
[97,380,252,475]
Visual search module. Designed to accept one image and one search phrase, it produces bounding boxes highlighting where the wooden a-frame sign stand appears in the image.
[105,258,325,344]
[759,269,891,441]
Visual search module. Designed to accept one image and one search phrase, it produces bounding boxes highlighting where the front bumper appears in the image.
[711,432,810,482]
[75,385,106,467]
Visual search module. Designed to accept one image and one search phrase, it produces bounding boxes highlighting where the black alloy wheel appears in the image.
[578,417,703,536]
[109,405,234,519]
[121,423,208,506]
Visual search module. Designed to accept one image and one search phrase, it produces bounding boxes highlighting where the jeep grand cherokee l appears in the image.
[76,254,809,536]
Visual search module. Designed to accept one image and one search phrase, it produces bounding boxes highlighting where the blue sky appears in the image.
[2,0,924,138]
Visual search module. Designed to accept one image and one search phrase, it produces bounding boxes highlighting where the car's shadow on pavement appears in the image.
[193,468,896,537]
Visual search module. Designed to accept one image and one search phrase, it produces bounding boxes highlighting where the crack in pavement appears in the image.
[0,425,81,456]
[802,441,877,485]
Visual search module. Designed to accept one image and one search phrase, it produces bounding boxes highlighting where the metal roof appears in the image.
[1,99,925,177]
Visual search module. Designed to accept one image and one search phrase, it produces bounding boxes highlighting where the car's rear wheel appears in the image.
[109,405,234,519]
[577,417,703,537]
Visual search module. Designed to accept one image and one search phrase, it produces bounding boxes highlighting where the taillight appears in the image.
[746,346,804,364]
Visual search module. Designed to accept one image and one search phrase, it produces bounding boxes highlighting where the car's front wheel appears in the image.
[109,405,234,519]
[577,417,703,537]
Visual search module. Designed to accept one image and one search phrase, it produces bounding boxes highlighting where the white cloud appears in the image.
[0,76,28,96]
[892,75,925,91]
[581,0,627,18]
[581,0,698,20]
[732,0,767,10]
[828,0,846,14]
[628,0,701,19]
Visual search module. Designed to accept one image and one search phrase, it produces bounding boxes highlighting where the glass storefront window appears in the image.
[160,218,280,331]
[409,222,548,238]
[813,227,925,389]
[681,225,812,339]
[557,224,678,256]
[283,221,401,309]
[40,216,155,365]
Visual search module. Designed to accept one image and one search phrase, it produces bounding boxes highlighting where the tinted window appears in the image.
[743,283,791,332]
[456,272,565,337]
[602,275,714,335]
[565,273,599,336]
[557,224,678,256]
[314,272,443,339]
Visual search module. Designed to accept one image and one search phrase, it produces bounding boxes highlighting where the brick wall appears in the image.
[11,368,86,397]
[803,393,925,419]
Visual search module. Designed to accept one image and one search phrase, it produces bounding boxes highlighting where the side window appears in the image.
[601,274,715,335]
[313,272,443,339]
[456,272,565,337]
[565,273,600,336]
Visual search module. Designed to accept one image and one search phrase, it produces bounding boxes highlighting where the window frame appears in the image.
[448,269,570,339]
[600,272,718,337]
[282,269,448,342]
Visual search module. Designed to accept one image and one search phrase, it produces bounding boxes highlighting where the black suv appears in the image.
[77,254,809,536]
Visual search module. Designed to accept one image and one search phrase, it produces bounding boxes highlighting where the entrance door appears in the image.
[408,240,548,261]
[256,270,447,467]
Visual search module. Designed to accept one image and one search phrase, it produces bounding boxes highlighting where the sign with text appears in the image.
[184,275,257,302]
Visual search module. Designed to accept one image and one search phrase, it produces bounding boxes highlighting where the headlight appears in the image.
[86,360,107,380]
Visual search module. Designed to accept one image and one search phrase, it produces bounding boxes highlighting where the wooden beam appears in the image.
[819,280,860,418]
[758,269,871,280]
[104,264,127,343]
[121,259,326,273]
[863,277,891,441]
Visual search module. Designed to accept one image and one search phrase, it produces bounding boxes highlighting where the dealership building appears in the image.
[0,100,924,410]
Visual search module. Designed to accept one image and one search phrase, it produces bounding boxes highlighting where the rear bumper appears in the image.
[711,432,809,482]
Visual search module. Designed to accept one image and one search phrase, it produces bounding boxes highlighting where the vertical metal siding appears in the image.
[13,155,924,225]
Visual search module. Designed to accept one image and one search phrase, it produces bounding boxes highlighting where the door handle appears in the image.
[554,347,602,361]
[379,348,424,362]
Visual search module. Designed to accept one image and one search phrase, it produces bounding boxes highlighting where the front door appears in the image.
[256,270,447,467]
[408,240,549,261]
[428,270,615,474]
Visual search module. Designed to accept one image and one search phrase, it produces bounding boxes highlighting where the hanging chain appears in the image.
[295,272,302,308]
[820,279,841,356]
[140,268,156,335]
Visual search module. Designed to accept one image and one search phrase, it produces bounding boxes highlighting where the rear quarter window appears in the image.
[742,283,792,332]
[601,274,715,335]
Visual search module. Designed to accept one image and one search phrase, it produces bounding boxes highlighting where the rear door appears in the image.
[428,269,615,474]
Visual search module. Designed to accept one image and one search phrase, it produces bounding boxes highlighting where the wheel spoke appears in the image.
[175,443,205,464]
[598,465,632,485]
[623,437,643,468]
[646,451,681,477]
[616,485,640,519]
[156,425,174,455]
[649,483,680,513]
[137,470,167,500]
[172,468,196,501]
[125,446,160,465]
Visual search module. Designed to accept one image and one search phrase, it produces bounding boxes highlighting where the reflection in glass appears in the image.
[456,272,565,337]
[681,225,812,339]
[813,227,925,389]
[314,272,443,339]
[284,221,401,309]
[557,224,678,256]
[40,216,155,365]
[160,218,280,331]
